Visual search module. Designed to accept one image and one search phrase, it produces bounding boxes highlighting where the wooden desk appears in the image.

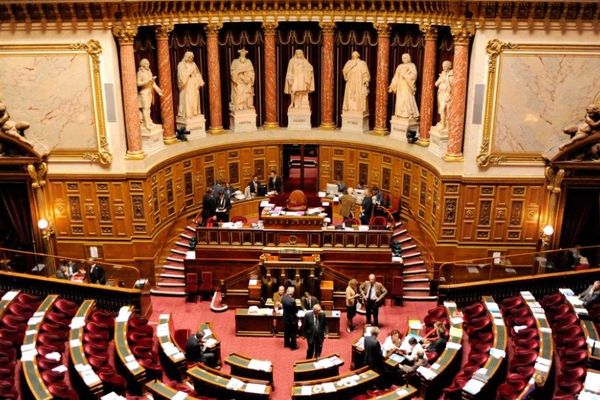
[275,309,340,338]
[0,290,19,317]
[22,295,57,400]
[517,291,554,400]
[385,319,422,370]
[461,296,507,400]
[235,308,341,338]
[369,385,418,399]
[69,300,103,397]
[293,354,343,381]
[224,353,274,385]
[114,306,147,388]
[291,366,379,400]
[145,380,201,400]
[261,214,325,231]
[157,313,187,379]
[561,288,600,368]
[197,321,222,366]
[187,363,272,400]
[418,301,464,400]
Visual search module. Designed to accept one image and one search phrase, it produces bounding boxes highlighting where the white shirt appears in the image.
[382,336,400,356]
[399,339,424,362]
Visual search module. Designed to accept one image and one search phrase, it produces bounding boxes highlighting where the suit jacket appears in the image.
[282,294,297,323]
[215,196,232,212]
[580,285,600,306]
[248,180,260,194]
[268,176,283,193]
[339,194,356,219]
[363,335,384,371]
[89,264,106,285]
[301,295,319,311]
[185,335,208,362]
[202,194,216,218]
[359,281,388,304]
[302,311,328,344]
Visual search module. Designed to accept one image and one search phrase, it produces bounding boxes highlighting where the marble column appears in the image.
[444,26,472,161]
[155,24,177,144]
[262,22,279,129]
[114,25,144,159]
[320,22,336,130]
[205,23,224,134]
[417,26,438,147]
[373,23,391,136]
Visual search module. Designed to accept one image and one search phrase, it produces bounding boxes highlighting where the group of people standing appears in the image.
[339,184,388,226]
[200,181,234,226]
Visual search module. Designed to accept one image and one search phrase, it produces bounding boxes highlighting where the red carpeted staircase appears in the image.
[150,222,197,297]
[392,222,437,301]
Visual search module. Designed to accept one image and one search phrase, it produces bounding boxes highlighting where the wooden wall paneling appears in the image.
[460,185,478,241]
[182,158,195,208]
[50,182,70,237]
[523,186,542,241]
[193,154,205,201]
[319,146,332,189]
[130,180,148,236]
[333,159,344,182]
[493,186,509,241]
[346,149,356,187]
[265,145,280,174]
[369,152,381,189]
[79,182,98,237]
[239,147,253,189]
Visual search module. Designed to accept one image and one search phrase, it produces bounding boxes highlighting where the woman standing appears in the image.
[345,279,360,333]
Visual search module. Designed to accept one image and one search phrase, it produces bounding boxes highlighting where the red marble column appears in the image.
[320,22,336,130]
[373,23,391,136]
[417,26,438,147]
[262,22,279,129]
[445,27,472,161]
[205,23,224,134]
[155,24,176,144]
[114,26,144,159]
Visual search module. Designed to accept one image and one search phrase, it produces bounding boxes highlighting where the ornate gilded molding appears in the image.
[373,23,391,37]
[319,22,336,35]
[485,39,517,74]
[155,23,174,39]
[544,167,565,194]
[450,23,475,46]
[261,21,279,35]
[419,23,439,41]
[27,162,47,189]
[204,22,223,36]
[112,24,138,44]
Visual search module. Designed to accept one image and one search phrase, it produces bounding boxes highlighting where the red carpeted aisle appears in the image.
[150,296,436,400]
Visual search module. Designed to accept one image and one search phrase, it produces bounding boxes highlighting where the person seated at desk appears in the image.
[272,285,285,309]
[268,170,283,194]
[71,264,88,282]
[421,321,448,360]
[185,331,218,368]
[215,191,232,223]
[301,291,319,311]
[88,258,106,285]
[248,175,265,197]
[579,280,600,307]
[364,326,384,373]
[339,187,356,220]
[399,350,428,377]
[399,337,424,364]
[382,329,403,358]
[55,262,70,280]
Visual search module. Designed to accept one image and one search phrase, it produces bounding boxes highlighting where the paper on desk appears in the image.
[474,368,489,382]
[578,391,600,400]
[204,338,217,348]
[69,339,82,348]
[446,341,462,350]
[332,310,341,317]
[490,348,506,359]
[245,383,266,394]
[69,317,85,329]
[408,320,423,330]
[330,356,343,365]
[584,370,600,393]
[82,370,101,386]
[322,382,336,393]
[450,317,463,325]
[355,337,365,350]
[21,350,36,361]
[248,359,271,372]
[534,362,550,373]
[396,388,409,396]
[52,365,68,373]
[431,362,441,370]
[226,377,244,391]
[449,327,463,338]
[301,386,312,395]
[443,301,457,308]
[493,318,505,326]
[463,378,485,395]
[521,291,535,299]
[27,316,42,325]
[389,353,405,364]
[1,291,18,301]
[173,352,185,361]
[559,288,574,296]
[101,392,126,400]
[203,328,212,338]
[75,363,92,372]
[126,360,140,371]
[124,354,136,363]
[45,352,62,361]
[485,302,500,312]
[171,392,188,400]
[417,366,437,380]
[21,343,35,352]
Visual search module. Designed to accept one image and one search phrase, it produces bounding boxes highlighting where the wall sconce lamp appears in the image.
[38,218,55,240]
[541,224,554,248]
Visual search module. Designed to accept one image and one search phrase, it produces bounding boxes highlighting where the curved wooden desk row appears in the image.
[225,353,274,385]
[114,305,147,383]
[517,291,554,400]
[69,299,104,396]
[291,366,379,400]
[157,313,187,378]
[293,353,343,382]
[21,294,59,400]
[418,301,464,400]
[560,288,600,368]
[461,296,508,400]
[0,289,20,317]
[187,362,272,400]
[145,380,201,400]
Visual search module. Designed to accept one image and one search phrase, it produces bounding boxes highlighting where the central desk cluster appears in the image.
[234,307,341,338]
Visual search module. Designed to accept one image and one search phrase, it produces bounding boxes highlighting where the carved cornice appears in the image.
[373,23,391,38]
[419,23,439,41]
[261,21,278,35]
[112,24,137,45]
[204,22,223,37]
[319,21,336,35]
[155,23,174,39]
[450,22,475,46]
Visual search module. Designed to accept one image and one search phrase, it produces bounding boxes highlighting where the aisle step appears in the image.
[392,229,408,238]
[404,295,439,301]
[403,278,430,284]
[401,244,417,251]
[166,255,185,263]
[180,232,194,240]
[402,251,421,259]
[185,225,197,232]
[404,259,425,267]
[159,272,185,279]
[175,241,192,248]
[403,268,428,276]
[404,286,430,292]
[151,288,186,296]
[163,264,185,272]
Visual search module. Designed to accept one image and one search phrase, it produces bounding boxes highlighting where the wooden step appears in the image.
[162,264,184,272]
[157,280,186,288]
[175,241,192,248]
[404,259,425,267]
[393,235,412,244]
[403,268,428,276]
[151,287,186,296]
[403,295,439,301]
[166,255,185,263]
[402,251,421,259]
[170,247,188,256]
[403,286,430,292]
[186,225,197,232]
[403,278,429,284]
[392,229,408,238]
[401,243,417,251]
[159,272,185,279]
[180,232,194,240]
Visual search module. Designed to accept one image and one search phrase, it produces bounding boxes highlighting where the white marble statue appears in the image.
[342,51,371,114]
[388,53,420,120]
[137,58,163,130]
[435,60,453,129]
[177,51,205,120]
[284,49,315,111]
[230,49,255,112]
[0,101,32,146]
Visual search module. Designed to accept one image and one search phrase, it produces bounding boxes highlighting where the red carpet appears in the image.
[150,296,436,400]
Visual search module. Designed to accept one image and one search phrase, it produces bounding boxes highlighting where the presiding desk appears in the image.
[235,307,341,338]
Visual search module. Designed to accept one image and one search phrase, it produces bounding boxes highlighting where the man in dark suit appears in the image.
[268,170,283,194]
[215,191,232,222]
[302,304,328,359]
[282,287,298,350]
[579,280,600,307]
[201,188,216,226]
[360,193,373,225]
[359,274,388,327]
[185,331,217,367]
[248,175,260,196]
[363,326,384,373]
[301,291,319,311]
[88,258,106,285]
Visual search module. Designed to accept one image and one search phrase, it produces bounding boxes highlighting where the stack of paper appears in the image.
[300,385,312,395]
[314,358,334,369]
[226,377,244,391]
[171,392,188,400]
[443,301,457,308]
[490,348,506,359]
[584,371,600,394]
[248,359,271,372]
[203,328,212,338]
[322,382,336,393]
[45,352,62,361]
[450,316,464,325]
[417,366,437,380]
[204,338,217,348]
[473,368,489,382]
[156,323,170,338]
[101,392,127,400]
[52,365,68,373]
[1,291,18,301]
[389,353,404,364]
[463,378,485,395]
[559,288,574,296]
[329,356,343,366]
[27,316,43,325]
[69,317,86,329]
[446,341,462,350]
[245,383,267,394]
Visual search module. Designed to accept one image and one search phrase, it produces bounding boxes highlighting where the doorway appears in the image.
[282,144,319,193]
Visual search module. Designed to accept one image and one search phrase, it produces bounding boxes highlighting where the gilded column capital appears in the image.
[204,22,223,37]
[450,23,475,46]
[419,24,439,41]
[319,21,336,35]
[155,23,174,39]
[112,24,138,45]
[373,23,391,37]
[262,21,279,35]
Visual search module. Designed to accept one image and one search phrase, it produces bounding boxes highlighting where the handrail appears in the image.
[221,263,261,292]
[399,202,436,278]
[320,262,354,287]
[156,204,189,259]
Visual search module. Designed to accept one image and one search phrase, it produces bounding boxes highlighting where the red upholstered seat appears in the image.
[563,350,588,366]
[467,352,489,367]
[128,316,148,328]
[53,299,78,316]
[7,301,35,316]
[287,190,307,211]
[501,296,525,310]
[509,350,537,368]
[555,381,584,396]
[130,324,153,336]
[2,314,28,325]
[88,356,108,369]
[231,215,247,224]
[558,366,586,382]
[463,303,485,319]
[127,330,151,343]
[15,292,40,304]
[174,328,190,351]
[98,371,127,393]
[47,382,78,400]
[553,313,578,326]
[370,215,387,227]
[41,369,65,384]
[467,316,492,333]
[37,357,62,370]
[83,332,109,342]
[513,338,539,351]
[37,344,63,356]
[514,328,538,341]
[199,271,213,299]
[471,341,492,354]
[186,273,198,303]
[90,313,115,328]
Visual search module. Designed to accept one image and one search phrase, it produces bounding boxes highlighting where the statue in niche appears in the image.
[284,49,315,111]
[342,51,371,114]
[230,49,255,112]
[434,60,453,129]
[559,104,600,150]
[388,53,420,120]
[136,58,163,131]
[0,101,32,146]
[177,51,205,120]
